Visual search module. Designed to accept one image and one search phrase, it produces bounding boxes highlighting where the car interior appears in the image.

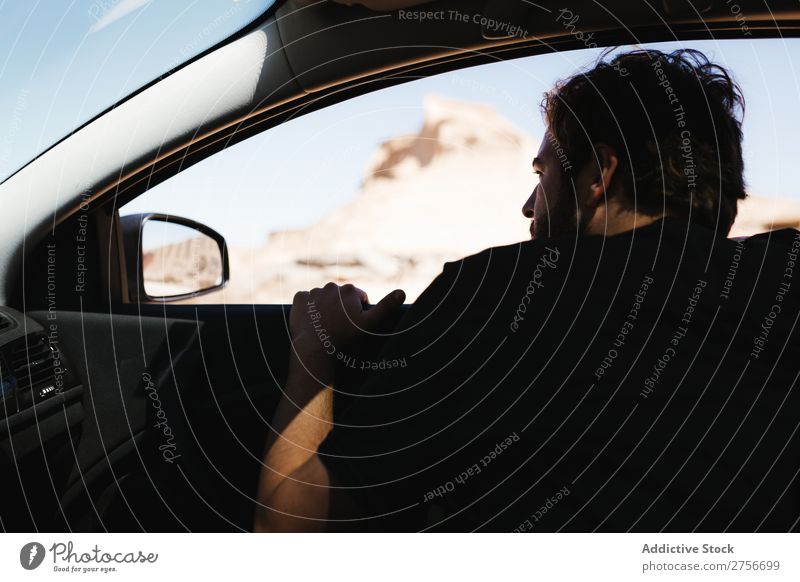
[1,0,799,531]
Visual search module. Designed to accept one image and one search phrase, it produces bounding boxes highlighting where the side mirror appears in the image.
[120,213,229,302]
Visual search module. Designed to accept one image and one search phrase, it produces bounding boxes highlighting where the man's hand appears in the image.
[289,282,406,382]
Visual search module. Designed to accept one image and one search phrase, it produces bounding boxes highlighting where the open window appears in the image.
[119,38,800,305]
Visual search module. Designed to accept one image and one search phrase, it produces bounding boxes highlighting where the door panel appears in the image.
[16,305,295,531]
[5,295,403,532]
[98,304,291,531]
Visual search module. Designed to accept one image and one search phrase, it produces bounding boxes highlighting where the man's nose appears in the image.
[522,187,536,219]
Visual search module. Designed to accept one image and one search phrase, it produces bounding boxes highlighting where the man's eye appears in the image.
[533,170,543,176]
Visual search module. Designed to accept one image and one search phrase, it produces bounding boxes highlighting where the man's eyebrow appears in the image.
[532,157,543,168]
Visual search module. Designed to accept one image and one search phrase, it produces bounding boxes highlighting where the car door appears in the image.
[0,0,289,533]
[2,208,298,532]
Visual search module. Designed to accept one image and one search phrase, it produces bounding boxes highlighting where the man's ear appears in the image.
[587,143,619,206]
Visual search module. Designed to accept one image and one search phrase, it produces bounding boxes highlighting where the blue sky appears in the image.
[1,3,799,246]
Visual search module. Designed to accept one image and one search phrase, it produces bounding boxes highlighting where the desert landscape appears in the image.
[144,95,800,304]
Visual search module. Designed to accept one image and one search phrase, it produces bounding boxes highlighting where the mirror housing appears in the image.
[120,213,230,303]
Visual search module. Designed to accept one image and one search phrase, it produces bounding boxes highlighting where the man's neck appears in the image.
[583,207,670,237]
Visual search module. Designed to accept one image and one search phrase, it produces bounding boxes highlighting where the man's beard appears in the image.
[533,185,587,240]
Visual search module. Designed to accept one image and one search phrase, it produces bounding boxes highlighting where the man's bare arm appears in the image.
[254,284,405,532]
[254,351,334,531]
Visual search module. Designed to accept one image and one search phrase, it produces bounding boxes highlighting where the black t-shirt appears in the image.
[318,218,800,531]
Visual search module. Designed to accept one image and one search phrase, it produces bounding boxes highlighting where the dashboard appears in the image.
[0,307,81,419]
[0,306,84,530]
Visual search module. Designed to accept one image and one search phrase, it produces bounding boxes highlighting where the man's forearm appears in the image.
[256,351,334,514]
[254,284,404,531]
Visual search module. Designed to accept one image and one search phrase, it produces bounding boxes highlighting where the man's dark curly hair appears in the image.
[542,48,746,235]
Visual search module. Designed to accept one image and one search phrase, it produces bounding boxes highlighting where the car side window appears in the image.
[120,66,539,304]
[120,39,800,304]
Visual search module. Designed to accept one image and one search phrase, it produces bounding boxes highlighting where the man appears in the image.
[255,49,800,532]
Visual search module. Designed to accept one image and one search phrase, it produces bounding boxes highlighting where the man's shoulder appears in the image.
[439,222,700,296]
[441,230,632,289]
[444,240,526,274]
[743,227,800,249]
[446,235,580,274]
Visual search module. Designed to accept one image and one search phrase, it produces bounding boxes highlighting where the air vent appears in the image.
[0,313,13,334]
[8,335,58,406]
[0,357,17,415]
